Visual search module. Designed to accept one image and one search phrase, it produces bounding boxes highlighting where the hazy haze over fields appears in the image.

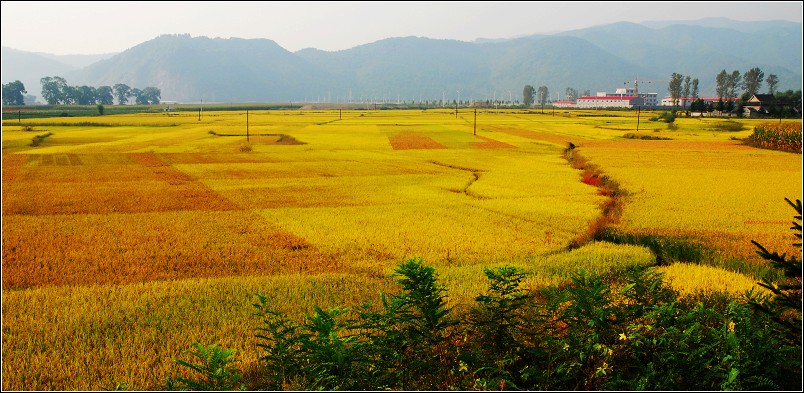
[2,1,802,55]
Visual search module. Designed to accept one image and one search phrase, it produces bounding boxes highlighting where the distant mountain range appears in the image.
[2,18,800,104]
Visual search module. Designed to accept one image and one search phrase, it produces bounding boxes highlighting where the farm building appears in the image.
[564,88,659,109]
[575,94,642,109]
[660,96,739,107]
[743,94,777,117]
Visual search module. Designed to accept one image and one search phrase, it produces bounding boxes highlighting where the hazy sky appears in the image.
[2,1,802,55]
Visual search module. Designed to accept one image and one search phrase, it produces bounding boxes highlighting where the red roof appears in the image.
[578,96,638,101]
[664,97,738,101]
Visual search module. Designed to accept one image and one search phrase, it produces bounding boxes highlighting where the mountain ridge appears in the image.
[2,18,800,104]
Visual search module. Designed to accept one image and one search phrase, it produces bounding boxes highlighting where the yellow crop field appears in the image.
[2,108,800,389]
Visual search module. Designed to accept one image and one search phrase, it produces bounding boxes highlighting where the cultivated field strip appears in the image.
[2,109,800,390]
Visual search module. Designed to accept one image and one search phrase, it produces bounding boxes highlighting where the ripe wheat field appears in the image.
[1,108,801,390]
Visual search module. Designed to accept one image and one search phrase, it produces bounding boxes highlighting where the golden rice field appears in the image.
[2,108,801,390]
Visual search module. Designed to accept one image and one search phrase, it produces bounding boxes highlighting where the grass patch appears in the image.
[30,132,53,146]
[710,120,745,132]
[597,228,711,265]
[622,133,672,140]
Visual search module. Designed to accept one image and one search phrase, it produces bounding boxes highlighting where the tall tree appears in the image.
[743,67,765,98]
[113,83,132,105]
[96,86,114,105]
[40,76,68,105]
[727,70,742,100]
[716,70,729,101]
[141,87,162,104]
[691,78,699,99]
[61,85,78,104]
[668,72,683,109]
[131,88,146,105]
[537,85,549,111]
[75,86,97,105]
[766,74,779,95]
[522,85,535,107]
[682,76,691,109]
[2,80,27,105]
[565,87,578,101]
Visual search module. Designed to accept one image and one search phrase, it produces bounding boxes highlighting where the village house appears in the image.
[742,94,777,117]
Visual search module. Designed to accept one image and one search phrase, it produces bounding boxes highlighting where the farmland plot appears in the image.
[2,109,800,389]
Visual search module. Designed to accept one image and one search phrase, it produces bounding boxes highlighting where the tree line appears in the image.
[668,67,782,111]
[1,77,161,106]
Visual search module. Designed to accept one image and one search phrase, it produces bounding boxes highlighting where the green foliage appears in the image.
[30,132,53,147]
[746,198,802,345]
[2,80,27,105]
[301,306,372,390]
[185,255,801,391]
[597,229,710,265]
[252,294,305,390]
[97,104,105,115]
[356,257,460,390]
[253,257,459,390]
[622,132,672,140]
[391,257,455,340]
[712,120,745,132]
[465,266,534,390]
[523,85,535,107]
[165,343,246,391]
[650,111,676,123]
[472,266,531,352]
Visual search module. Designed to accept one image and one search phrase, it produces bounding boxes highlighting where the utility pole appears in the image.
[636,106,641,133]
[474,108,477,135]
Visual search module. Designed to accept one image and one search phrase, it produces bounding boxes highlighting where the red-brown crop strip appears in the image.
[1,211,341,289]
[490,125,591,145]
[471,135,517,149]
[2,152,240,215]
[388,131,447,150]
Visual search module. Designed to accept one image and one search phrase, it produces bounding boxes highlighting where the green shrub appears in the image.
[178,241,801,390]
[30,132,53,147]
[165,343,246,391]
[650,111,676,123]
[713,120,744,132]
[622,133,672,140]
[746,198,802,345]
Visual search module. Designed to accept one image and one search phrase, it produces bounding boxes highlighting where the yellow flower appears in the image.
[619,333,628,341]
[728,321,736,333]
[458,361,468,372]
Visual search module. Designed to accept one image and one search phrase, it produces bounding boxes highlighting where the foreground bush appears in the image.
[168,265,799,390]
[167,201,802,391]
